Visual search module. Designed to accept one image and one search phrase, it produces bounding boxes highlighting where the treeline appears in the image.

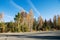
[0,9,60,33]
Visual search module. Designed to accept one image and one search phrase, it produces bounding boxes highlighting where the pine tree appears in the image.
[0,22,6,32]
[14,12,22,32]
[28,9,34,32]
[38,16,43,31]
[42,19,47,31]
[53,15,56,28]
[33,18,37,31]
[57,15,60,29]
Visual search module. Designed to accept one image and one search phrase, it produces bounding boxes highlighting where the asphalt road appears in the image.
[0,31,60,40]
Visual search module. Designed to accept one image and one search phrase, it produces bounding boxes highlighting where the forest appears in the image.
[0,9,60,33]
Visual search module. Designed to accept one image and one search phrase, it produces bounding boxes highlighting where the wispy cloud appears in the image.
[4,14,14,22]
[0,12,14,22]
[5,15,13,19]
[10,0,28,13]
[28,0,40,16]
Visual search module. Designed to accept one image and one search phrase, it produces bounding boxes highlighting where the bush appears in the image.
[45,26,51,31]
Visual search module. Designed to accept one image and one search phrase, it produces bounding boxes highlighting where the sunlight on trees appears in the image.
[0,9,60,33]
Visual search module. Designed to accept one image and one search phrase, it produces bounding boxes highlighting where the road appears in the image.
[0,31,60,40]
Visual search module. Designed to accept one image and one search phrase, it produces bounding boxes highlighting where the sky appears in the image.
[0,0,60,22]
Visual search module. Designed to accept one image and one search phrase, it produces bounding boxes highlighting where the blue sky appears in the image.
[0,0,60,22]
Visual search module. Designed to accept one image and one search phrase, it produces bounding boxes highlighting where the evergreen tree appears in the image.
[33,18,37,31]
[57,15,60,29]
[53,15,57,28]
[14,12,22,32]
[38,16,43,31]
[0,22,6,32]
